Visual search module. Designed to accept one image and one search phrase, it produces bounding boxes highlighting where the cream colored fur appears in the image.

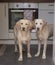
[14,19,32,61]
[34,19,53,59]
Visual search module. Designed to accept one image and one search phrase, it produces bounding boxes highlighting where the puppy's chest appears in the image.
[20,34,28,40]
[37,32,43,40]
[22,36,27,41]
[18,32,30,42]
[22,35,30,44]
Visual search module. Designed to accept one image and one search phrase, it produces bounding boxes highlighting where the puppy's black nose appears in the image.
[37,28,39,30]
[22,27,25,31]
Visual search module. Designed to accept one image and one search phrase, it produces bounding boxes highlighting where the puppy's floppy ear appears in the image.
[14,21,20,37]
[27,21,33,30]
[15,21,21,30]
[30,21,33,29]
[42,20,47,29]
[32,19,36,29]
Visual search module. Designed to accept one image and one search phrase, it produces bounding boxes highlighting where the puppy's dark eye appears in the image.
[36,23,37,24]
[21,23,23,25]
[40,23,42,25]
[26,23,28,25]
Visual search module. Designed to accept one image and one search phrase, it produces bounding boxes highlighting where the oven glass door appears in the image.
[9,10,24,29]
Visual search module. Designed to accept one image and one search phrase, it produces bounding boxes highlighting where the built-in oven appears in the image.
[9,9,38,31]
[8,3,38,32]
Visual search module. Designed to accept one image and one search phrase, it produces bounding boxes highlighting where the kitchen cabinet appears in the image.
[39,3,54,24]
[39,10,54,24]
[0,3,8,39]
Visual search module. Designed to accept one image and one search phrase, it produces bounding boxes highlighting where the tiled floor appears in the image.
[0,44,55,65]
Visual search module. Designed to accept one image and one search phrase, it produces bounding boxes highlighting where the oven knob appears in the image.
[28,4,31,7]
[16,4,19,7]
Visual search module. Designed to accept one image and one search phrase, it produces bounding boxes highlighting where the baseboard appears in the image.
[0,39,53,45]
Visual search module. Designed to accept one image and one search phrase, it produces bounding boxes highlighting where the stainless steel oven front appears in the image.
[8,3,38,32]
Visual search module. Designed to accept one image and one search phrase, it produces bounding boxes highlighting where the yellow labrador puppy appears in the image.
[14,19,32,61]
[34,19,53,59]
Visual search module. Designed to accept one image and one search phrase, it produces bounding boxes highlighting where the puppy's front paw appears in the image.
[27,53,32,58]
[18,57,23,61]
[35,52,40,57]
[42,55,46,59]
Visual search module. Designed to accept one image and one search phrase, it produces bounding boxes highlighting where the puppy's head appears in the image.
[34,19,47,31]
[16,19,32,31]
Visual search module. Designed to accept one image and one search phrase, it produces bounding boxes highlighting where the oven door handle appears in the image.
[11,10,24,12]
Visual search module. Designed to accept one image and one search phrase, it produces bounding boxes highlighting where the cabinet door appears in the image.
[39,3,54,10]
[0,3,8,39]
[39,10,54,24]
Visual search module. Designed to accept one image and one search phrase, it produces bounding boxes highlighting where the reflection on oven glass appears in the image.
[9,12,24,29]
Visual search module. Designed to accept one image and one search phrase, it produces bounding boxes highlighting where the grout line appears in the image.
[0,39,53,41]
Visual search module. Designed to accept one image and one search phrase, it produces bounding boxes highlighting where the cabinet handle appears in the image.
[48,12,54,14]
[48,4,54,6]
[5,5,6,17]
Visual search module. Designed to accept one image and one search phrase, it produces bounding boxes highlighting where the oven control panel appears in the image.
[9,3,38,8]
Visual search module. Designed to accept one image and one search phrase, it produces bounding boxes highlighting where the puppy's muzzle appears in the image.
[37,28,39,31]
[22,27,25,31]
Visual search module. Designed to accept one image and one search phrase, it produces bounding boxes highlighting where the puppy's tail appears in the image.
[14,24,18,44]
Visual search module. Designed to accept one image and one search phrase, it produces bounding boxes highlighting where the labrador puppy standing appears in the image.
[14,19,32,61]
[34,19,53,59]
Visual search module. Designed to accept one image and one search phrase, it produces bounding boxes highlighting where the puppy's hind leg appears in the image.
[42,40,47,59]
[35,40,41,57]
[14,38,18,52]
[14,28,18,52]
[27,41,32,58]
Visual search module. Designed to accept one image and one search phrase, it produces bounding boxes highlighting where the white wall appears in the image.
[53,2,55,64]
